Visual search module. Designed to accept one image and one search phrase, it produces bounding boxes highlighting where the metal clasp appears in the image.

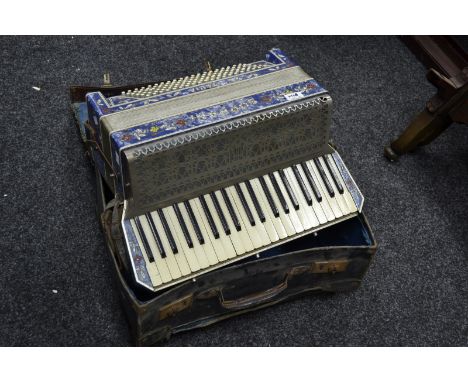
[311,259,350,274]
[103,72,112,87]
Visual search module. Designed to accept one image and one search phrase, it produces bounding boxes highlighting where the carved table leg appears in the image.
[385,37,467,162]
[384,109,452,161]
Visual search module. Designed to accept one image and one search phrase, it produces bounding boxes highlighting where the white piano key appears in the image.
[318,157,350,215]
[272,171,304,234]
[203,194,237,259]
[177,202,211,269]
[186,199,220,266]
[282,168,318,229]
[136,215,172,284]
[220,189,255,252]
[258,177,288,240]
[149,211,183,279]
[130,219,164,286]
[165,206,201,273]
[192,197,229,262]
[250,178,282,242]
[306,160,341,220]
[309,159,343,218]
[238,182,271,246]
[293,165,329,224]
[278,169,313,230]
[161,207,192,276]
[250,179,279,243]
[215,190,251,255]
[226,185,268,249]
[261,175,296,236]
[327,154,358,213]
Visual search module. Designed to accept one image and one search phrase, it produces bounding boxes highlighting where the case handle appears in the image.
[219,275,288,310]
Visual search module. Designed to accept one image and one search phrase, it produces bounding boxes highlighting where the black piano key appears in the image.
[146,213,166,258]
[245,180,266,223]
[235,184,256,226]
[157,209,178,254]
[279,169,299,210]
[210,192,230,235]
[199,195,220,239]
[134,216,155,262]
[268,173,289,214]
[258,176,279,217]
[221,189,241,231]
[292,165,313,205]
[300,162,322,202]
[314,158,335,197]
[184,200,204,245]
[173,204,193,248]
[324,156,344,194]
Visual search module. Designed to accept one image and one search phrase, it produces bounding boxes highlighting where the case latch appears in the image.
[311,259,350,274]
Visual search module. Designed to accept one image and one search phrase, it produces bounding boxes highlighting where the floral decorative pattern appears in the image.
[122,219,152,289]
[110,79,325,151]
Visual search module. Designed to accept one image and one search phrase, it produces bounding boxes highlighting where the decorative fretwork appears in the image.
[124,96,332,217]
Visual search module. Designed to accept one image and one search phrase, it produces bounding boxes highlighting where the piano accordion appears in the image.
[84,49,364,293]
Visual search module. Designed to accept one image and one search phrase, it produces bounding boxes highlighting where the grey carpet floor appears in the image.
[1,36,467,346]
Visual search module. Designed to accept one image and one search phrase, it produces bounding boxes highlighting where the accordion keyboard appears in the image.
[125,151,363,291]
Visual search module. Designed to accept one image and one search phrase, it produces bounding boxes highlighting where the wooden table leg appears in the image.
[384,109,452,161]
